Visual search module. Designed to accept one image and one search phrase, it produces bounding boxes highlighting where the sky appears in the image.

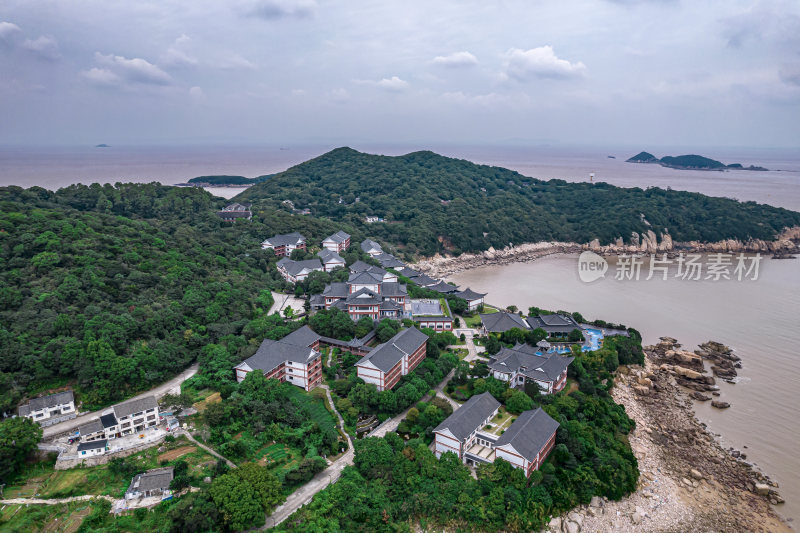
[1,0,799,148]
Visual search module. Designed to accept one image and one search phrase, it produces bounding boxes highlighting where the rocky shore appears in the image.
[545,338,789,533]
[415,227,800,278]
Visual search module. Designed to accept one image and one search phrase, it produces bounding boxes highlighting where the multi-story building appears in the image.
[321,272,409,321]
[216,203,252,222]
[78,396,159,442]
[487,344,573,394]
[17,391,76,426]
[277,257,324,282]
[360,239,383,257]
[434,393,560,477]
[317,249,346,272]
[261,232,306,257]
[355,327,428,391]
[349,261,398,283]
[233,326,323,391]
[322,231,351,252]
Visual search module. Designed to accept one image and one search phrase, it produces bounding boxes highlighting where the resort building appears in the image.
[321,274,409,321]
[216,203,252,222]
[349,261,398,283]
[480,312,530,335]
[434,394,559,477]
[412,274,439,287]
[488,344,573,394]
[411,299,454,331]
[427,280,460,294]
[454,288,487,311]
[233,326,323,391]
[277,257,324,282]
[78,440,108,457]
[526,314,584,339]
[317,249,346,272]
[374,253,405,269]
[396,267,422,280]
[17,391,76,427]
[261,232,306,257]
[361,239,383,257]
[355,327,428,391]
[78,396,159,442]
[322,230,351,252]
[125,467,174,501]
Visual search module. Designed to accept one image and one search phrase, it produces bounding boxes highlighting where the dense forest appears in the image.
[234,147,799,256]
[0,183,362,412]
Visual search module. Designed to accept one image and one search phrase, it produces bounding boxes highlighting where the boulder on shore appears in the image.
[711,400,731,409]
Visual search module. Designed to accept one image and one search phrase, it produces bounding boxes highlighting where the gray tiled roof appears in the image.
[78,418,104,436]
[454,287,486,301]
[375,253,404,268]
[434,392,500,441]
[281,325,321,348]
[322,282,349,298]
[240,338,319,374]
[481,312,530,333]
[520,354,574,382]
[100,413,118,428]
[413,274,439,287]
[356,327,427,372]
[379,282,407,297]
[263,232,305,247]
[396,267,421,279]
[278,258,323,277]
[495,408,559,463]
[127,467,174,494]
[488,346,573,382]
[324,230,350,243]
[78,439,107,451]
[345,288,383,306]
[114,396,157,419]
[361,239,382,253]
[349,260,372,272]
[317,249,344,264]
[19,391,74,416]
[526,314,583,333]
[427,280,459,294]
[348,271,383,285]
[380,300,403,310]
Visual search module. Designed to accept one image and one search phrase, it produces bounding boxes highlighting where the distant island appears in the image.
[176,174,276,188]
[626,151,768,171]
[95,144,110,148]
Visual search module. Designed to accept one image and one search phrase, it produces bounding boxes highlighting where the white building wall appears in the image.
[284,360,309,389]
[495,447,527,470]
[357,366,383,389]
[434,433,462,459]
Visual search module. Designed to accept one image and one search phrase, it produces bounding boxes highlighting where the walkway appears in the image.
[42,363,199,440]
[1,495,116,505]
[178,430,237,469]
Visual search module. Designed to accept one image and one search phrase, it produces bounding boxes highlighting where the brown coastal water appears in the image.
[450,254,800,525]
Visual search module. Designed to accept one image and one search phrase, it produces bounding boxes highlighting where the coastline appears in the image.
[556,341,790,532]
[415,227,800,278]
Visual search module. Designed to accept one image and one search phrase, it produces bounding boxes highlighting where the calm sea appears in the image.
[1,144,799,523]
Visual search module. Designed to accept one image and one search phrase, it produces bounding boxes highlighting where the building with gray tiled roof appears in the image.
[526,314,584,338]
[17,391,76,426]
[355,327,428,391]
[317,249,345,272]
[322,230,351,252]
[234,326,323,391]
[480,312,530,334]
[360,239,383,257]
[488,345,573,394]
[261,232,306,256]
[277,257,324,282]
[454,288,487,311]
[125,467,174,500]
[495,408,560,476]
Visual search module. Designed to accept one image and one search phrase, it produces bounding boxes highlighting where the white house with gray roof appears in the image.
[433,392,500,461]
[360,239,383,257]
[78,396,159,442]
[125,467,174,500]
[261,232,306,257]
[322,231,350,252]
[277,257,324,282]
[454,288,487,311]
[317,249,346,272]
[488,344,573,394]
[355,327,428,391]
[17,391,76,426]
[527,314,584,338]
[234,326,323,391]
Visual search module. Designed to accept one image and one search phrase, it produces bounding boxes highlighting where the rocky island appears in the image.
[626,152,768,171]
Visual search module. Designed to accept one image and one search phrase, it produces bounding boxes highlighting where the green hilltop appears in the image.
[235,147,799,256]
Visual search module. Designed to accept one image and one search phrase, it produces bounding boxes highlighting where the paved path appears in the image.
[1,495,116,505]
[178,430,237,469]
[269,292,306,316]
[42,363,199,440]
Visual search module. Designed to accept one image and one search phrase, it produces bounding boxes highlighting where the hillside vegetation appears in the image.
[188,174,274,185]
[0,183,360,411]
[235,148,799,256]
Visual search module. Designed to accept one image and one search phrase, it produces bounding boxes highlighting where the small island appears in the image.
[176,174,276,188]
[95,144,110,148]
[626,152,768,171]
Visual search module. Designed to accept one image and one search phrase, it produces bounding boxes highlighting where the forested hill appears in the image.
[234,147,800,256]
[0,183,358,412]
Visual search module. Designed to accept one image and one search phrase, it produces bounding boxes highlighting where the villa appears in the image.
[454,288,487,311]
[480,312,530,335]
[322,230,351,252]
[317,249,346,272]
[355,327,428,391]
[411,299,454,331]
[216,203,252,222]
[434,393,560,477]
[261,232,306,256]
[17,390,76,427]
[125,467,174,501]
[361,239,383,257]
[233,326,323,391]
[321,271,409,321]
[488,344,573,394]
[277,257,324,282]
[527,314,584,339]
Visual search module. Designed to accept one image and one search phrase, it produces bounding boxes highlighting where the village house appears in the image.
[488,344,573,394]
[216,203,252,222]
[317,249,346,272]
[261,232,306,257]
[411,299,454,331]
[233,326,323,391]
[361,239,383,257]
[125,467,174,501]
[433,393,560,477]
[527,314,585,339]
[454,288,487,311]
[277,257,324,282]
[355,327,428,391]
[364,215,384,223]
[78,439,107,457]
[480,312,530,335]
[78,396,159,443]
[17,390,76,427]
[322,230,351,252]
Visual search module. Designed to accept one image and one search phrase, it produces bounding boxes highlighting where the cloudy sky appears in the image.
[1,0,799,148]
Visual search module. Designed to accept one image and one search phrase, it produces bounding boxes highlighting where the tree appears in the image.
[485,335,501,355]
[505,389,534,414]
[355,316,374,339]
[568,328,585,342]
[209,463,282,531]
[168,491,221,533]
[0,417,42,483]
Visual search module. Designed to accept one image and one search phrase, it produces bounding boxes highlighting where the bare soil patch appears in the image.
[158,445,196,462]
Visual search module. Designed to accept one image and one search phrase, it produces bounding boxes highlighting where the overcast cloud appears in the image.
[0,0,798,147]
